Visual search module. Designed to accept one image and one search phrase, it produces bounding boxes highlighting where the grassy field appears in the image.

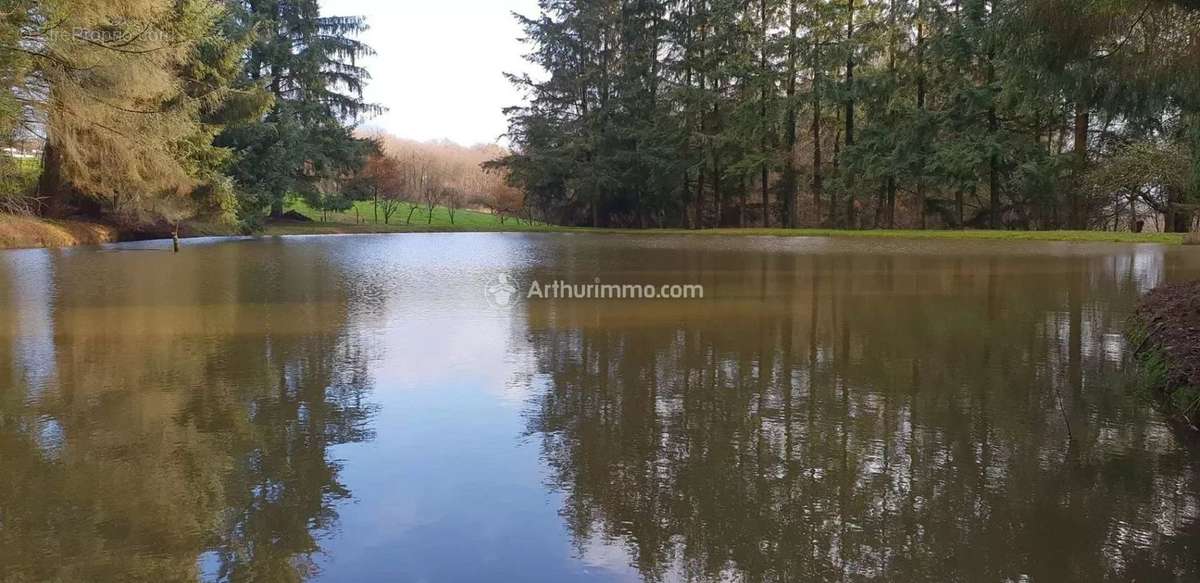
[286,200,527,229]
[271,201,1187,244]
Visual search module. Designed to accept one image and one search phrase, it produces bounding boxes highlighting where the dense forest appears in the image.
[496,0,1200,231]
[0,0,388,229]
[1,1,1197,234]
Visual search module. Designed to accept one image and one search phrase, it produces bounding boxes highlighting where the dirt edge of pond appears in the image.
[1,211,1193,251]
[0,213,254,250]
[0,214,119,249]
[1133,282,1200,430]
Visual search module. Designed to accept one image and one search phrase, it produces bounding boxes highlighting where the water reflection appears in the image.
[1,235,1199,582]
[520,243,1200,582]
[0,242,376,583]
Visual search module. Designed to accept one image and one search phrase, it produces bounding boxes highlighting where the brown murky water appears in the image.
[1,234,1199,582]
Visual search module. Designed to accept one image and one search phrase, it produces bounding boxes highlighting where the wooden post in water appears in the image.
[173,225,180,253]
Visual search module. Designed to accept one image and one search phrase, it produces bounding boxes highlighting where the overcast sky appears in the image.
[322,0,541,147]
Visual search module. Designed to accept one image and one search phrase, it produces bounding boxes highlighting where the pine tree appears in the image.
[28,0,240,221]
[498,0,1200,232]
[219,0,381,218]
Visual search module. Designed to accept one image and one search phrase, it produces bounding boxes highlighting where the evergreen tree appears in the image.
[219,0,381,219]
[25,0,243,221]
[499,0,1198,231]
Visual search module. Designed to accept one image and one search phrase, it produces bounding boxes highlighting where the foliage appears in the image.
[0,0,35,211]
[498,0,1200,232]
[0,157,40,213]
[345,153,405,224]
[217,0,382,220]
[354,131,527,224]
[20,0,235,222]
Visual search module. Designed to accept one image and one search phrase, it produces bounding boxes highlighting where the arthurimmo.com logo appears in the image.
[484,273,704,308]
[484,273,521,307]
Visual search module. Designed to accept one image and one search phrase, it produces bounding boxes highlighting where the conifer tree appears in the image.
[219,0,381,218]
[492,0,1198,231]
[26,0,242,221]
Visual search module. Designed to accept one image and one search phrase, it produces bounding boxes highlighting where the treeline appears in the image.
[498,0,1200,231]
[0,0,381,228]
[342,133,526,225]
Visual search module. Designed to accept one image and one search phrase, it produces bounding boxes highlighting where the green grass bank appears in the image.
[0,198,1190,250]
[273,201,1187,244]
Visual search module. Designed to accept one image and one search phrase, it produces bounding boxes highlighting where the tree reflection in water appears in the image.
[0,242,377,583]
[1,237,1199,583]
[522,250,1200,582]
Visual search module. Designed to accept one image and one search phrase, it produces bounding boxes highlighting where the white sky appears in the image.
[323,0,541,147]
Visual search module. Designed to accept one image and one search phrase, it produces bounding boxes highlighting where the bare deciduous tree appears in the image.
[350,155,406,224]
[358,130,526,225]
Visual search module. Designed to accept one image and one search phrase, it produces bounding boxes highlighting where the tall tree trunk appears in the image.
[956,189,965,228]
[987,1,1000,230]
[713,84,724,226]
[832,108,841,227]
[1072,102,1089,229]
[713,149,722,227]
[885,177,896,229]
[1166,190,1191,233]
[812,44,824,227]
[36,142,75,217]
[988,145,1000,229]
[915,0,927,230]
[884,0,898,228]
[740,176,748,228]
[683,1,696,229]
[783,0,800,228]
[700,11,705,229]
[760,0,771,228]
[876,182,887,228]
[844,0,856,229]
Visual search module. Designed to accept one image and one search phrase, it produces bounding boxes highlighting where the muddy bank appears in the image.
[0,214,247,250]
[1133,281,1200,429]
[0,214,119,249]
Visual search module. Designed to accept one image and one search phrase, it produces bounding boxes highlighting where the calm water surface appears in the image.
[2,234,1200,582]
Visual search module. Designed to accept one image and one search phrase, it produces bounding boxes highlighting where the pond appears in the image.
[1,234,1199,582]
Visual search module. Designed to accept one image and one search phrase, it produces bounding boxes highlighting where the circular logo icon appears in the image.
[484,273,519,308]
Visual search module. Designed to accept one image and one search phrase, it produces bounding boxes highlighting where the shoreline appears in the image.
[1133,282,1200,430]
[260,220,1187,244]
[0,214,120,250]
[0,213,1190,251]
